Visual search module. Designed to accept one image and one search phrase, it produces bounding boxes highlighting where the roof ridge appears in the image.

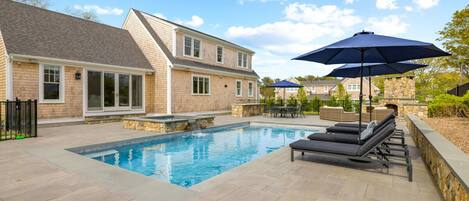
[132,8,254,53]
[8,0,125,32]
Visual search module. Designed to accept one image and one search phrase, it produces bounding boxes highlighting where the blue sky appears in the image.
[48,0,466,79]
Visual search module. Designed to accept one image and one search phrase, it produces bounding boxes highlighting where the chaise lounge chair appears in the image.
[326,112,396,134]
[290,123,412,181]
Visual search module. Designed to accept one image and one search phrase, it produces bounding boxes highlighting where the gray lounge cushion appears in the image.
[334,123,367,128]
[327,113,395,134]
[356,123,395,156]
[307,133,361,144]
[289,140,360,156]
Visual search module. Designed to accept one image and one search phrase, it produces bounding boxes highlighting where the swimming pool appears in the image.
[74,123,320,187]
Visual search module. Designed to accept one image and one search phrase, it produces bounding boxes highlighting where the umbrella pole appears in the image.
[368,68,372,122]
[283,88,286,106]
[358,49,364,133]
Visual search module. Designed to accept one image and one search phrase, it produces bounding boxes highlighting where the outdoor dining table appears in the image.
[272,106,297,118]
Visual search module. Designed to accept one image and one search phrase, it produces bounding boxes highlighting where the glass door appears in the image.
[104,72,116,109]
[118,74,130,108]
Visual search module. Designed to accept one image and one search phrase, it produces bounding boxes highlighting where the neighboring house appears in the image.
[302,80,340,100]
[330,78,380,100]
[302,78,380,100]
[0,0,258,121]
[123,9,258,113]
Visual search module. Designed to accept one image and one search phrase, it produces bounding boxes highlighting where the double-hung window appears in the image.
[236,80,242,96]
[40,64,63,103]
[192,75,210,95]
[347,84,360,91]
[216,45,224,63]
[248,81,254,97]
[237,52,247,68]
[184,35,201,58]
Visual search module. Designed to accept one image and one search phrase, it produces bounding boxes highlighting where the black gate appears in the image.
[0,99,37,141]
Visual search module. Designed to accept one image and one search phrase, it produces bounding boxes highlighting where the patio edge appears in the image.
[406,114,469,201]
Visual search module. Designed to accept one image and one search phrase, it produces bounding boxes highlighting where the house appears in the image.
[123,9,258,113]
[0,0,259,121]
[302,78,380,100]
[302,79,340,100]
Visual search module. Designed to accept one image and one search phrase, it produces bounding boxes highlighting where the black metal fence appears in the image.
[0,99,37,141]
[447,82,469,97]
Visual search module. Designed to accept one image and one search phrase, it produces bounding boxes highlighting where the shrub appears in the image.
[342,94,353,112]
[309,96,320,112]
[428,94,468,117]
[287,96,298,106]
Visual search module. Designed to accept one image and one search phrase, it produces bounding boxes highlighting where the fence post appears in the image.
[34,99,37,137]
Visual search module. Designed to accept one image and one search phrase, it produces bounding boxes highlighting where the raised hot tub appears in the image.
[123,115,214,133]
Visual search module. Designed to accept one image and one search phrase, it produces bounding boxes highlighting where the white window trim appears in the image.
[183,35,203,59]
[235,80,242,97]
[191,74,211,96]
[248,81,254,97]
[39,63,65,104]
[237,51,248,68]
[216,45,224,64]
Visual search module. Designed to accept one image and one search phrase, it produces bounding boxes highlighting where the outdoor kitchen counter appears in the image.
[231,103,265,117]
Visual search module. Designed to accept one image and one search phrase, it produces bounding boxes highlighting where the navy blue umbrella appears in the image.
[293,31,449,132]
[268,80,303,105]
[268,80,303,88]
[327,62,428,120]
[327,62,427,78]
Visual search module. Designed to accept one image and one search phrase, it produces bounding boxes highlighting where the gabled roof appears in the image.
[0,0,152,70]
[132,10,258,78]
[135,10,254,54]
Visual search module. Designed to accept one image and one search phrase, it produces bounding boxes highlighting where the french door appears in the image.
[87,70,142,112]
[103,73,130,110]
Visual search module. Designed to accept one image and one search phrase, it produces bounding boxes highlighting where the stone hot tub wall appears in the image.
[407,114,469,201]
[123,116,214,133]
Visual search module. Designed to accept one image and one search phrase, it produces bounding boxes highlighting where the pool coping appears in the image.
[29,121,323,201]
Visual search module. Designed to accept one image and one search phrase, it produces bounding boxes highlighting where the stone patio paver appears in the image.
[0,115,442,201]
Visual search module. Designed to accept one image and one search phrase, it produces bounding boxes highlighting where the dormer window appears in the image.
[216,45,224,64]
[184,35,201,58]
[237,52,247,68]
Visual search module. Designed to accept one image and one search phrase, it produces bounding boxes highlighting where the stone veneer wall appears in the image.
[384,76,416,99]
[407,114,469,201]
[232,103,264,117]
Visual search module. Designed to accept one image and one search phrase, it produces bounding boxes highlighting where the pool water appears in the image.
[83,124,318,187]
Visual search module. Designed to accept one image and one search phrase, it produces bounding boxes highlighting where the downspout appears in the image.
[6,55,13,100]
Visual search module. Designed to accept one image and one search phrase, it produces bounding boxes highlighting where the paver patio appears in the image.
[0,115,441,201]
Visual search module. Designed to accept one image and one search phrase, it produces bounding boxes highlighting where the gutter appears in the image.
[9,54,154,72]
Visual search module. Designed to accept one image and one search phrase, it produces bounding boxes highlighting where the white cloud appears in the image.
[176,15,204,28]
[225,3,363,78]
[153,12,166,19]
[238,0,287,5]
[405,6,413,12]
[344,0,355,4]
[73,5,123,15]
[367,15,409,36]
[226,3,361,55]
[413,0,439,9]
[375,0,398,10]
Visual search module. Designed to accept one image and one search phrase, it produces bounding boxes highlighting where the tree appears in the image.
[79,11,99,22]
[65,7,100,22]
[260,77,275,98]
[334,83,347,99]
[15,0,49,8]
[296,88,308,106]
[438,5,469,80]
